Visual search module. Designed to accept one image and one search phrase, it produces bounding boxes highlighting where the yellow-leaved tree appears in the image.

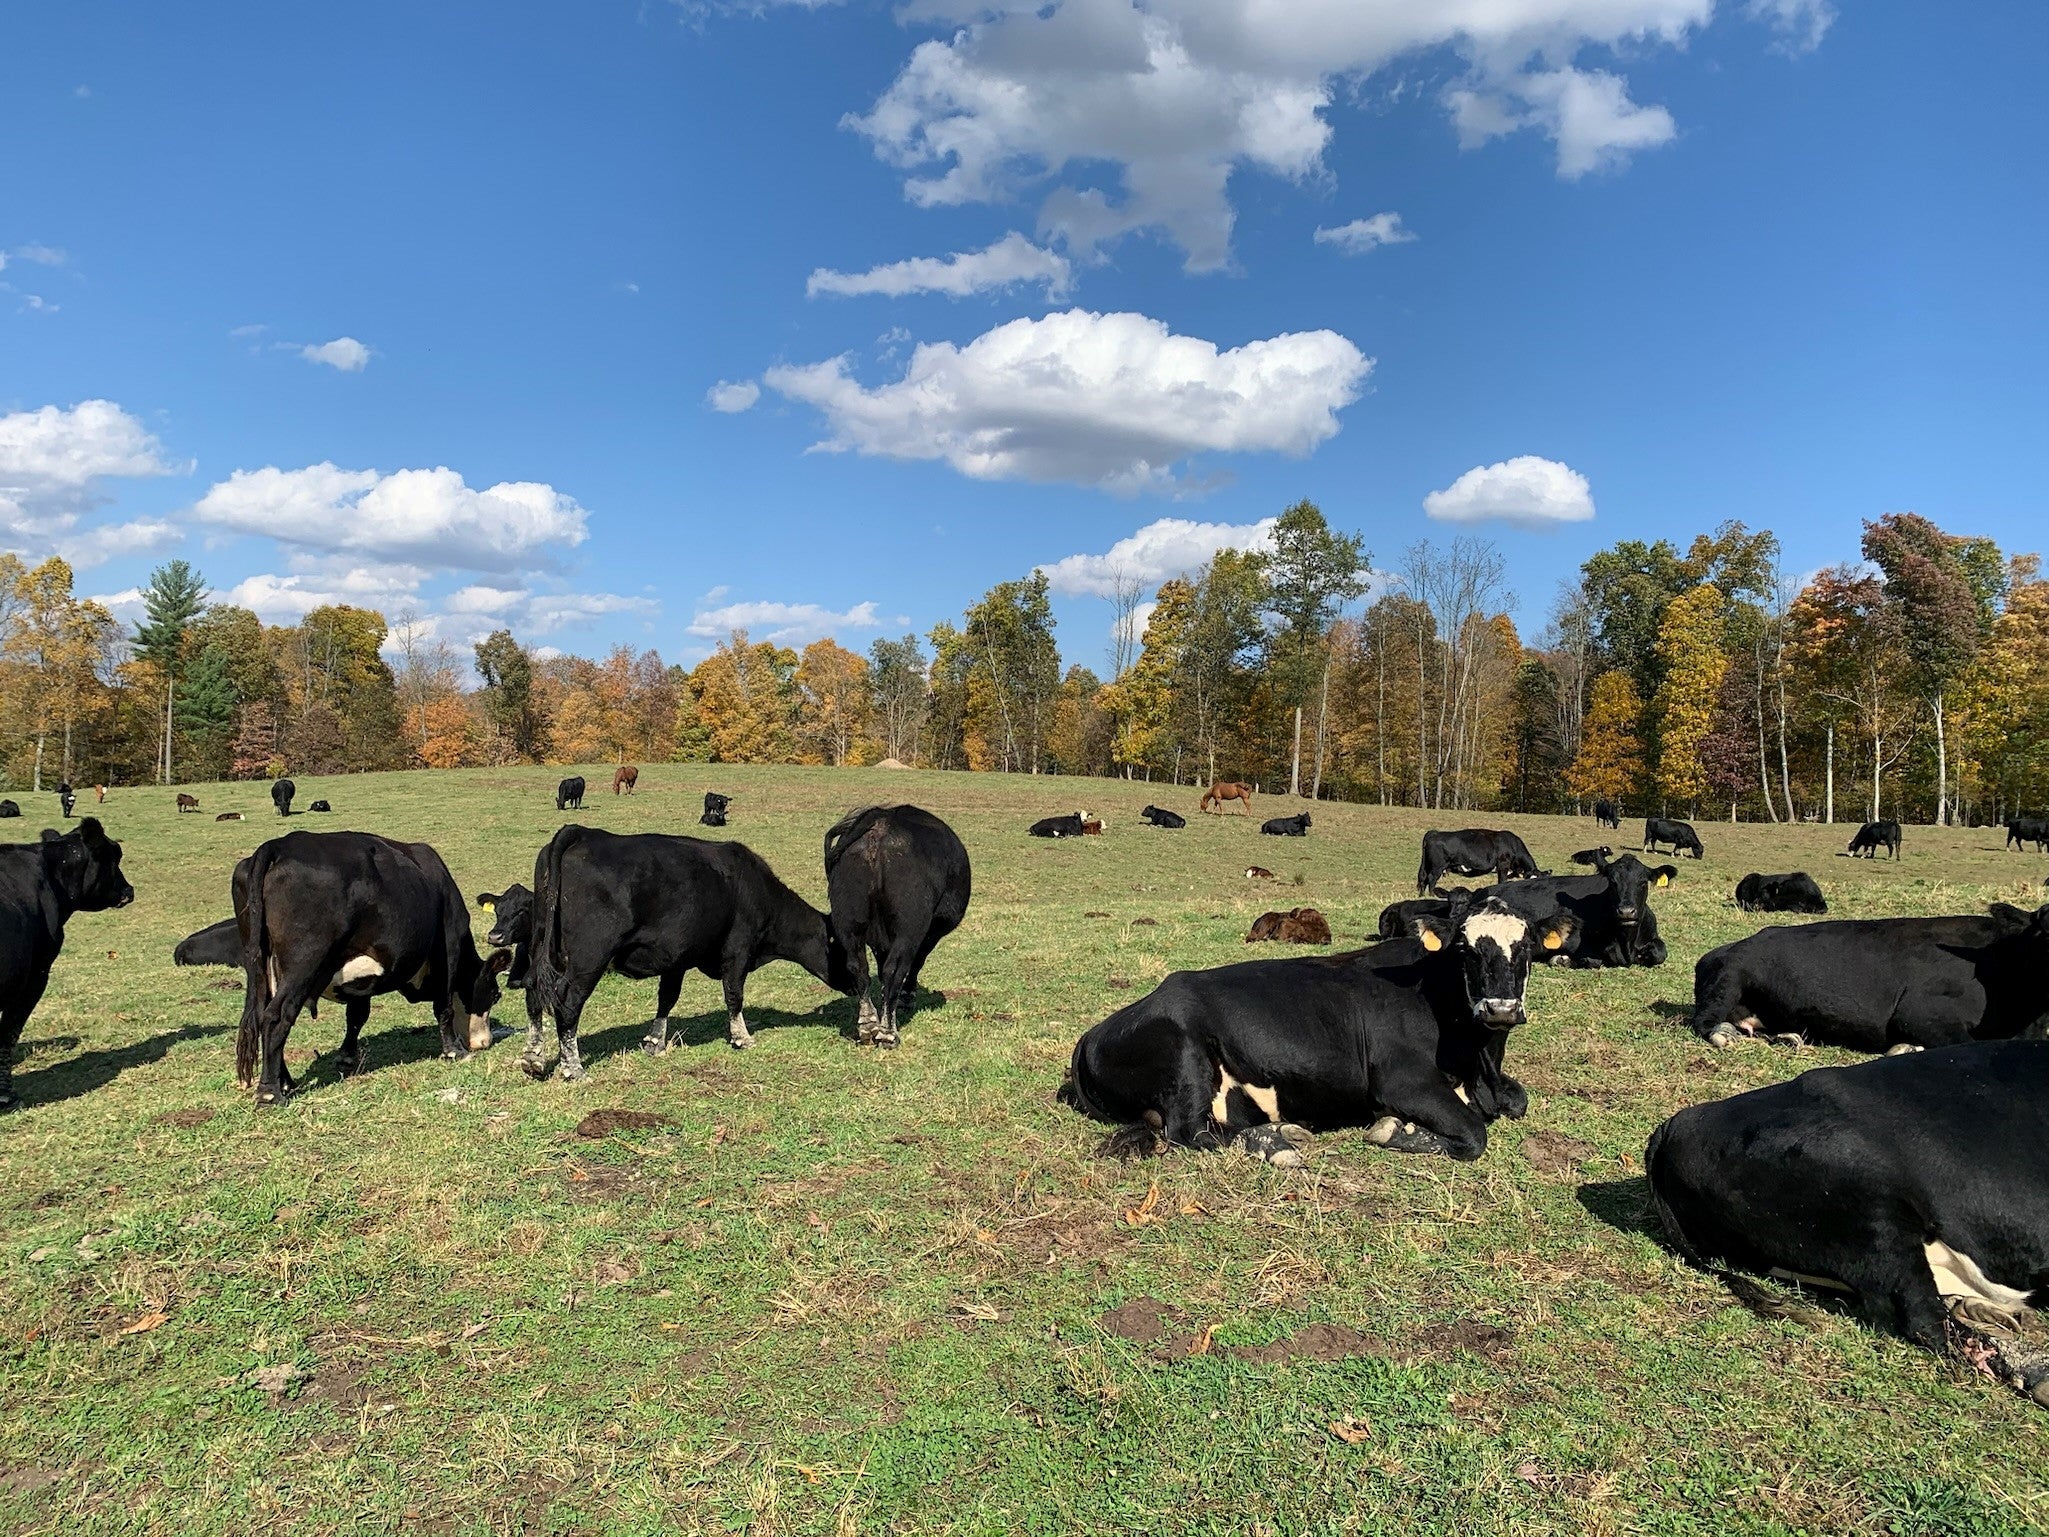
[1652,584,1728,810]
[1566,669,1645,804]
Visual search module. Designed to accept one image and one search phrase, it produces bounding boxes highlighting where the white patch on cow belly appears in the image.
[1210,1068,1280,1124]
[337,955,384,985]
[1460,910,1526,953]
[1244,1083,1280,1121]
[1925,1241,2033,1314]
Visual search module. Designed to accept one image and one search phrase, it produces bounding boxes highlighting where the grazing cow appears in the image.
[1847,820,1903,860]
[57,784,75,819]
[0,819,135,1110]
[1244,866,1275,880]
[1140,805,1186,829]
[1245,908,1331,945]
[522,826,851,1079]
[1691,902,2049,1051]
[176,793,200,813]
[556,776,586,812]
[1735,872,1828,914]
[1647,1042,2049,1406]
[1059,892,1579,1165]
[1028,812,1087,839]
[1398,852,1677,969]
[94,786,106,804]
[0,802,18,819]
[271,778,295,817]
[235,830,511,1103]
[1416,828,1539,894]
[474,884,533,990]
[700,808,727,828]
[1644,817,1704,859]
[1593,798,1622,830]
[823,805,972,1048]
[1200,782,1254,816]
[2004,817,2048,853]
[308,799,332,813]
[703,791,732,817]
[613,765,639,796]
[1261,813,1312,838]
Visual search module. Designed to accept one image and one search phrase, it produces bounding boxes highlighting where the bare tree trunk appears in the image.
[1289,707,1302,797]
[1824,721,1835,824]
[1932,691,1947,826]
[1310,649,1332,801]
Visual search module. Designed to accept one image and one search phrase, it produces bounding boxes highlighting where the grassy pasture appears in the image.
[3,763,2048,1536]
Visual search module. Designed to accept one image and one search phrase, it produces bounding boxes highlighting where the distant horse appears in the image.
[613,765,640,796]
[1200,781,1255,816]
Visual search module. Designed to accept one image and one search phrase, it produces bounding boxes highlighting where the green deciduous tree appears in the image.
[132,559,208,784]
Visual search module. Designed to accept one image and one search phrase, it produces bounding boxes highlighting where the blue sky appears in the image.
[2,1,2044,673]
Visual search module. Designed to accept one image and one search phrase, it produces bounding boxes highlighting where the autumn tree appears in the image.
[475,629,549,761]
[869,635,928,765]
[1652,585,1728,812]
[1786,566,1913,822]
[795,639,873,766]
[1566,671,1645,806]
[1103,577,1190,779]
[690,631,799,763]
[1262,500,1369,796]
[960,573,1060,773]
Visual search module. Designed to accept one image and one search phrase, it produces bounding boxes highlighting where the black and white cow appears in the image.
[1847,820,1902,860]
[703,791,732,818]
[1028,812,1087,839]
[475,884,533,990]
[57,783,76,819]
[271,778,296,817]
[1140,806,1186,829]
[556,776,586,812]
[2005,817,2048,853]
[235,831,511,1103]
[1260,813,1312,837]
[1644,817,1704,859]
[1059,892,1578,1165]
[1734,872,1827,914]
[1416,828,1540,894]
[1592,798,1622,831]
[1395,852,1676,969]
[0,819,135,1110]
[1648,1042,2049,1406]
[522,826,851,1080]
[700,808,727,828]
[309,799,332,813]
[1691,903,2049,1051]
[823,805,971,1048]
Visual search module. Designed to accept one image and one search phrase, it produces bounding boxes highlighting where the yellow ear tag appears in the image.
[480,900,495,913]
[1419,928,1444,952]
[1655,874,1670,888]
[1543,929,1566,950]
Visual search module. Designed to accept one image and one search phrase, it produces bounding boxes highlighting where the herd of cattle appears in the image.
[2,780,2048,1409]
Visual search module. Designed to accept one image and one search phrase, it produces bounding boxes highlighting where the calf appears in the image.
[94,785,105,804]
[309,799,332,813]
[235,830,512,1103]
[271,778,295,817]
[0,819,135,1109]
[1593,798,1622,831]
[1245,908,1331,945]
[1140,806,1186,829]
[1261,813,1312,837]
[1847,820,1902,860]
[703,791,732,817]
[523,826,851,1080]
[1692,902,2049,1051]
[1028,812,1087,839]
[0,802,19,820]
[824,805,972,1048]
[1081,818,1106,835]
[475,884,533,989]
[2005,817,2048,853]
[1648,1043,2049,1406]
[1244,866,1275,880]
[556,776,586,812]
[1735,872,1827,914]
[175,918,242,968]
[1416,828,1539,894]
[216,812,244,822]
[176,793,200,813]
[613,765,639,795]
[1644,817,1704,859]
[1569,847,1609,867]
[1060,893,1578,1165]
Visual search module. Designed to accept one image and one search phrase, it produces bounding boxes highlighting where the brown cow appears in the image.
[613,765,640,795]
[176,793,201,813]
[1245,907,1332,945]
[1081,818,1105,835]
[1200,781,1255,815]
[94,785,106,804]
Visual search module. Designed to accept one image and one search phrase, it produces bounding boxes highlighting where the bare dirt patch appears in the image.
[575,1108,675,1139]
[563,1163,640,1200]
[153,1106,215,1130]
[1412,1319,1516,1363]
[1097,1298,1385,1364]
[1520,1130,1599,1179]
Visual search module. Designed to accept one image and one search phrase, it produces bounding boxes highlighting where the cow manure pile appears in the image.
[575,1108,676,1140]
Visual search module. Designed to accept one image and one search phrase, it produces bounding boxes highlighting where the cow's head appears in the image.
[1593,850,1676,961]
[477,885,534,989]
[1410,898,1578,1029]
[40,818,135,914]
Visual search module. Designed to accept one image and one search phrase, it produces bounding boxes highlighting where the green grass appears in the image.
[4,764,2048,1535]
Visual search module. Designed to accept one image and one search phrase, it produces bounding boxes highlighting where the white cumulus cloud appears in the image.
[765,308,1370,494]
[1449,66,1675,180]
[807,232,1072,300]
[687,598,894,648]
[1423,456,1594,528]
[299,337,372,372]
[706,380,762,413]
[1313,213,1414,255]
[1038,515,1277,598]
[0,399,184,567]
[191,463,589,572]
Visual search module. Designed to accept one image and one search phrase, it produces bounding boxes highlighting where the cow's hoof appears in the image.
[640,1037,668,1055]
[1363,1115,1400,1146]
[1885,1042,1925,1056]
[1237,1124,1307,1167]
[518,1054,549,1081]
[336,1054,362,1077]
[874,1033,900,1050]
[1705,1026,1738,1049]
[440,1048,469,1063]
[0,1092,16,1114]
[556,1062,586,1083]
[1767,1033,1805,1052]
[728,1036,753,1051]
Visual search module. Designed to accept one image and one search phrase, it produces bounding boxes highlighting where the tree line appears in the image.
[2,504,2042,822]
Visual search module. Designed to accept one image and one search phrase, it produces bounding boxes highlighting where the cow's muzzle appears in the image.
[1472,998,1525,1029]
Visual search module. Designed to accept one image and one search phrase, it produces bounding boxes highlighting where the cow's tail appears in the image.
[236,839,279,1087]
[1415,847,1433,897]
[823,805,888,879]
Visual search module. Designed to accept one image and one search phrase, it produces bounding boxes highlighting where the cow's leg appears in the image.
[257,981,315,1105]
[722,966,753,1050]
[873,935,923,1049]
[0,970,51,1112]
[336,997,371,1076]
[836,922,877,1044]
[1361,1074,1489,1160]
[642,971,685,1054]
[1693,961,1757,1048]
[521,984,550,1076]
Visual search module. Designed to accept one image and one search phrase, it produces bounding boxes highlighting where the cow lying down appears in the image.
[1059,893,1577,1165]
[1649,1042,2049,1406]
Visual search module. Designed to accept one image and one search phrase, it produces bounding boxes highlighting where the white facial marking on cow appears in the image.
[1925,1241,2033,1319]
[1460,910,1528,956]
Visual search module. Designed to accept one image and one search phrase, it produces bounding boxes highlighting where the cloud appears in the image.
[686,598,892,648]
[57,518,182,568]
[216,559,652,641]
[1313,212,1414,255]
[807,232,1073,300]
[845,0,1778,269]
[1,244,67,271]
[299,336,372,372]
[1746,0,1834,52]
[1038,515,1277,597]
[1423,456,1595,528]
[190,463,589,572]
[706,380,761,413]
[229,323,269,339]
[0,399,184,566]
[765,308,1369,493]
[221,561,432,624]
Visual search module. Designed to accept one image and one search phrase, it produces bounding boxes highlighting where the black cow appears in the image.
[1691,903,2049,1051]
[1593,798,1622,831]
[0,802,18,819]
[823,805,972,1048]
[1060,892,1578,1165]
[1373,890,1477,939]
[1140,806,1186,829]
[1403,852,1675,969]
[475,885,533,989]
[1569,847,1608,867]
[1644,817,1704,859]
[1648,1043,2049,1406]
[1,819,135,1110]
[522,826,851,1080]
[1847,820,1902,860]
[1028,812,1086,839]
[309,799,332,813]
[174,918,242,968]
[1260,813,1312,837]
[699,808,727,828]
[235,831,511,1103]
[1416,828,1539,894]
[2005,817,2048,853]
[556,776,586,812]
[57,783,76,819]
[1734,872,1827,914]
[271,778,295,817]
[704,791,732,817]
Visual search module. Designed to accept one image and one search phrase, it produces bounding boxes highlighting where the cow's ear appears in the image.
[1539,912,1580,952]
[1654,866,1677,887]
[476,893,498,912]
[39,828,62,843]
[1410,914,1452,952]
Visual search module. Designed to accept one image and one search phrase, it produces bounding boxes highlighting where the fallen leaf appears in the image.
[692,1197,714,1209]
[1329,1417,1372,1445]
[1178,1199,1209,1217]
[1517,1462,1543,1485]
[708,1124,728,1149]
[1188,1324,1215,1357]
[567,1166,591,1183]
[1124,1181,1160,1227]
[119,1311,169,1336]
[273,1206,305,1224]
